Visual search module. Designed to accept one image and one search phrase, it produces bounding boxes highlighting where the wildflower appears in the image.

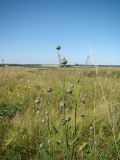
[47,87,52,93]
[61,57,67,65]
[35,97,41,104]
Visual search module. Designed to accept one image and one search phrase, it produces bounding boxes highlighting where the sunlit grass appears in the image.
[0,66,120,160]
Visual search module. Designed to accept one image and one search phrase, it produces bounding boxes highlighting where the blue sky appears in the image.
[0,0,120,65]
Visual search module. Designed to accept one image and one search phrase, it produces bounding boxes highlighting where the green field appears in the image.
[0,66,120,160]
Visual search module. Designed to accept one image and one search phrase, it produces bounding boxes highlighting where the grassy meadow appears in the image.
[0,66,120,160]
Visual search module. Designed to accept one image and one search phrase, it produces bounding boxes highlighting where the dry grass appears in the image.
[0,66,120,160]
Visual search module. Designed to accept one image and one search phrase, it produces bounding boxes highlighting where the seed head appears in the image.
[27,80,30,83]
[35,97,41,104]
[25,85,28,89]
[81,97,86,104]
[39,143,44,148]
[56,140,62,145]
[47,87,52,93]
[41,118,46,124]
[36,110,40,114]
[45,111,49,115]
[70,83,74,88]
[90,126,93,130]
[24,85,30,89]
[66,108,69,112]
[61,57,67,65]
[65,117,71,122]
[66,87,73,94]
[56,44,61,50]
[59,101,66,108]
[35,84,40,89]
[63,117,71,125]
[47,139,50,144]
